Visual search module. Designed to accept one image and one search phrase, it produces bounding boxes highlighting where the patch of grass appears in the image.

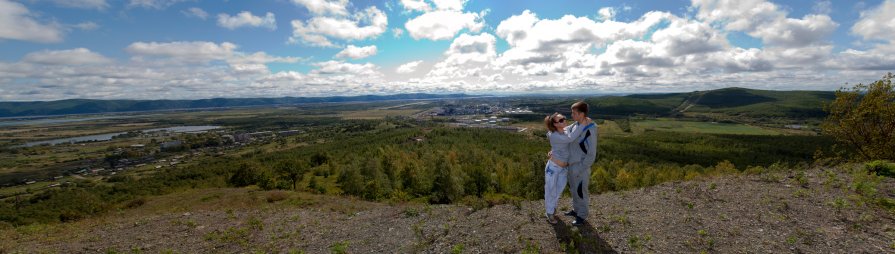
[205,226,250,247]
[200,193,222,202]
[521,240,539,254]
[403,207,420,217]
[794,170,809,188]
[329,240,349,254]
[247,216,264,231]
[786,235,798,245]
[451,243,464,254]
[829,197,848,213]
[613,213,631,226]
[823,169,841,189]
[627,234,650,251]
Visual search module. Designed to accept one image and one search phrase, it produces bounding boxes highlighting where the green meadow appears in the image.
[632,119,785,135]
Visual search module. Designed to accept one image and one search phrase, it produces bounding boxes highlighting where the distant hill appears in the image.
[586,87,835,118]
[0,93,474,117]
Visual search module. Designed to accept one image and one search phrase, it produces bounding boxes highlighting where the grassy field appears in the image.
[632,119,785,135]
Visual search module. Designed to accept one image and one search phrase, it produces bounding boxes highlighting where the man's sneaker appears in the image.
[563,210,577,217]
[571,217,586,226]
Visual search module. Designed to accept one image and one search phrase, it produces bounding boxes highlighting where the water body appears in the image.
[18,125,221,147]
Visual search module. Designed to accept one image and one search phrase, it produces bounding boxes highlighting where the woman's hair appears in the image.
[544,113,559,132]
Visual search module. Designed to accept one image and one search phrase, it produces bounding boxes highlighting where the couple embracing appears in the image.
[543,101,597,225]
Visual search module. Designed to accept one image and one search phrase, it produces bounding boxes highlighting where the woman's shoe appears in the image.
[546,214,558,224]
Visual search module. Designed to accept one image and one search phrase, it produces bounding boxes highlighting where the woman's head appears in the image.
[544,113,566,132]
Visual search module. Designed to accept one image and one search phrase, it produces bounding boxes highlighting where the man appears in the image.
[560,101,597,226]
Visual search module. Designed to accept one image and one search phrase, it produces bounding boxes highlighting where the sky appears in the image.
[1,0,894,101]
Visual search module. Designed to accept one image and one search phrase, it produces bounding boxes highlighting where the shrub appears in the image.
[865,160,895,177]
[266,190,289,203]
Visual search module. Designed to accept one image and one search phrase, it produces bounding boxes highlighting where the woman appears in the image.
[543,112,586,224]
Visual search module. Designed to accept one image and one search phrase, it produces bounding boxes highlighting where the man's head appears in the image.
[570,101,588,122]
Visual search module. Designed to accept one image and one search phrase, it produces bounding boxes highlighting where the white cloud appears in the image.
[226,52,302,75]
[852,0,895,41]
[23,48,112,65]
[651,15,726,57]
[494,10,670,76]
[813,0,832,15]
[426,33,496,80]
[401,0,430,12]
[125,41,238,62]
[0,0,63,43]
[127,0,190,9]
[289,6,388,47]
[291,0,349,16]
[217,11,276,30]
[396,60,423,73]
[311,60,380,76]
[432,0,466,11]
[751,14,837,48]
[692,0,838,47]
[72,21,99,31]
[49,0,108,10]
[335,45,378,59]
[405,10,484,40]
[597,7,615,20]
[392,27,404,38]
[183,7,208,20]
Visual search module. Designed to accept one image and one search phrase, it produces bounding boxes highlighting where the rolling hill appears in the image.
[584,87,834,119]
[0,93,475,117]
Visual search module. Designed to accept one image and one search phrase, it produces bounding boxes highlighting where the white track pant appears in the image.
[544,160,567,216]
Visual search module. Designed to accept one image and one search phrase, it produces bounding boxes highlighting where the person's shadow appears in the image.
[551,219,617,254]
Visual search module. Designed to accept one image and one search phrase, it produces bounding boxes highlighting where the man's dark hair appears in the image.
[571,101,588,115]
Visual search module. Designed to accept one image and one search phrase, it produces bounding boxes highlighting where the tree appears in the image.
[229,163,258,187]
[822,73,895,161]
[430,153,465,204]
[276,159,307,191]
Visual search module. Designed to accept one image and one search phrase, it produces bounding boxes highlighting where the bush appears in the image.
[265,191,289,203]
[124,197,146,209]
[865,160,895,177]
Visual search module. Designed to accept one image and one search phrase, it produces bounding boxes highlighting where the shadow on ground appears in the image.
[551,219,617,254]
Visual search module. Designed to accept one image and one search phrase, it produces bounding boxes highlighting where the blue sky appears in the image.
[0,0,894,100]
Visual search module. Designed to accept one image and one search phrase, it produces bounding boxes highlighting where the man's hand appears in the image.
[547,150,553,158]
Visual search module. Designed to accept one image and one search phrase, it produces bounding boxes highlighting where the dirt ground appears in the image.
[2,167,894,253]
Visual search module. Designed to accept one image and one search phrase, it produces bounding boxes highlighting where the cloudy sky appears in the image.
[1,0,894,101]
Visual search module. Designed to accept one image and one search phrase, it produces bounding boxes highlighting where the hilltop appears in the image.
[3,166,891,253]
[583,87,834,119]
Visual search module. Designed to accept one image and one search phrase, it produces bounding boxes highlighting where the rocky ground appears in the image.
[2,166,894,253]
